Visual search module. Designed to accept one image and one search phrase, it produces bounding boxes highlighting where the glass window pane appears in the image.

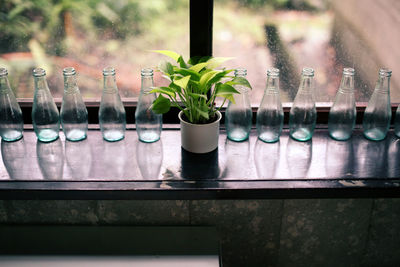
[214,0,400,105]
[0,0,189,99]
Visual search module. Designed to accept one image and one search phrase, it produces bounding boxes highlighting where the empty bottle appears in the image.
[225,68,252,142]
[99,67,126,142]
[0,68,23,141]
[363,68,392,141]
[60,67,88,141]
[32,68,60,142]
[289,67,316,142]
[328,68,356,141]
[395,104,400,138]
[135,68,162,142]
[256,68,283,143]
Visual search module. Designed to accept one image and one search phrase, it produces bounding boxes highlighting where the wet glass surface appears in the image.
[0,128,399,181]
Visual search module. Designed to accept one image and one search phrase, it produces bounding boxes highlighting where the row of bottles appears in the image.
[226,67,399,142]
[0,67,162,143]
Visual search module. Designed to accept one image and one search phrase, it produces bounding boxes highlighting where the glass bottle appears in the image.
[32,68,60,142]
[60,67,88,141]
[0,68,23,141]
[363,68,392,141]
[256,68,283,143]
[135,68,162,142]
[225,68,252,142]
[395,104,400,138]
[99,67,126,142]
[289,67,316,142]
[328,68,356,141]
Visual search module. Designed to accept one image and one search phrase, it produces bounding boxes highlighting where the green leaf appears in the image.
[199,70,220,92]
[226,77,252,89]
[189,62,209,73]
[158,61,174,76]
[178,56,188,68]
[206,57,234,69]
[151,50,181,62]
[208,69,234,85]
[151,95,171,114]
[215,83,240,97]
[149,87,176,98]
[187,92,208,100]
[173,67,201,81]
[194,105,209,120]
[173,75,191,90]
[188,56,212,65]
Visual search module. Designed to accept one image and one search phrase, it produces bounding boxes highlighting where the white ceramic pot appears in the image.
[179,110,221,153]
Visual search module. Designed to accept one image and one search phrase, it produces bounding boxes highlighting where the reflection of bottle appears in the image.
[363,68,392,141]
[135,68,162,143]
[36,138,64,179]
[60,67,88,141]
[136,140,163,179]
[225,69,252,142]
[354,136,386,177]
[256,68,283,143]
[32,68,60,142]
[0,68,23,141]
[101,139,127,179]
[65,139,92,179]
[1,139,26,179]
[289,68,316,142]
[223,138,251,178]
[286,138,312,178]
[388,137,400,177]
[394,104,400,138]
[254,139,280,178]
[325,138,353,178]
[328,68,356,141]
[99,67,126,142]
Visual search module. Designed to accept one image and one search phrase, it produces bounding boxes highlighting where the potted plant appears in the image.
[150,50,251,153]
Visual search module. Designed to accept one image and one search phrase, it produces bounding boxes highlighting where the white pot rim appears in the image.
[178,110,222,127]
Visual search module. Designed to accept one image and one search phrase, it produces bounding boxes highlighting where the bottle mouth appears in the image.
[33,68,46,77]
[343,67,355,75]
[234,68,247,76]
[63,67,76,76]
[302,67,314,77]
[141,68,153,76]
[267,68,279,76]
[103,67,115,76]
[0,67,8,76]
[379,67,392,77]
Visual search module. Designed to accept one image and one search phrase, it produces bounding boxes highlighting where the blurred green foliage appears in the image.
[0,0,187,55]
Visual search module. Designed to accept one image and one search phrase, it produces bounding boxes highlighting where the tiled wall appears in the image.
[1,198,399,266]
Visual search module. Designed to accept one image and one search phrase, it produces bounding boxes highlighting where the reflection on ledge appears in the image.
[325,138,354,178]
[37,139,64,179]
[1,138,27,179]
[254,139,280,179]
[136,140,163,179]
[354,137,386,178]
[388,136,400,177]
[222,138,251,178]
[181,148,219,179]
[65,139,92,179]
[286,138,312,178]
[92,138,127,179]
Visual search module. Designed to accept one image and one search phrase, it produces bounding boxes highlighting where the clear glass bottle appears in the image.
[32,68,60,142]
[289,67,317,142]
[99,67,126,142]
[363,68,392,141]
[328,68,356,141]
[0,68,23,141]
[256,68,283,143]
[395,104,400,138]
[60,67,88,141]
[225,68,252,142]
[135,68,162,143]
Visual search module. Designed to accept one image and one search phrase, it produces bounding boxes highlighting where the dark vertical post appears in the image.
[190,0,213,58]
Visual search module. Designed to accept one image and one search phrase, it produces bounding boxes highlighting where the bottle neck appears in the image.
[34,76,49,91]
[141,75,154,92]
[299,76,314,94]
[339,74,354,93]
[0,76,11,92]
[103,74,117,93]
[64,74,79,93]
[376,75,390,94]
[266,75,279,93]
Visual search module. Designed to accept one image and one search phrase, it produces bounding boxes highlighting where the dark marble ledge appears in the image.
[0,127,399,200]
